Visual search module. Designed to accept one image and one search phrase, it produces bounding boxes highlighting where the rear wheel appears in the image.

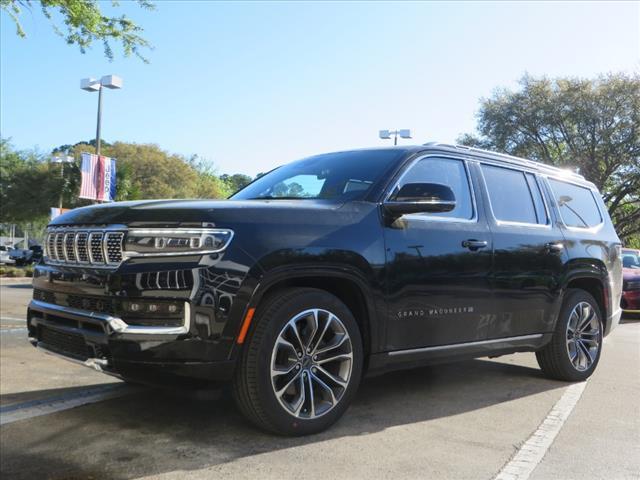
[233,288,363,435]
[536,289,603,381]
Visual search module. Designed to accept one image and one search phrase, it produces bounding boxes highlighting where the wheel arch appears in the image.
[237,266,381,363]
[562,270,609,333]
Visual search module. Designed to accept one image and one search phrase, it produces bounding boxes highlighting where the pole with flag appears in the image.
[80,152,117,202]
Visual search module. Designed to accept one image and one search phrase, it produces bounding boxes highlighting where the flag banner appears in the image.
[50,207,70,220]
[80,152,117,201]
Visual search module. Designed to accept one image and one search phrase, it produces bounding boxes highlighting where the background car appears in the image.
[0,245,16,265]
[8,245,43,266]
[621,248,640,316]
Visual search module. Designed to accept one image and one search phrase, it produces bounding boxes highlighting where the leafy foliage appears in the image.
[1,139,239,242]
[458,73,640,245]
[1,0,154,61]
[220,173,253,195]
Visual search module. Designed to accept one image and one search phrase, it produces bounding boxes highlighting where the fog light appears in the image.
[147,304,159,313]
[168,304,178,313]
[129,303,141,312]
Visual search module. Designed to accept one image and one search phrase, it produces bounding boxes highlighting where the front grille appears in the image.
[34,289,117,316]
[39,325,89,360]
[45,228,125,267]
[67,295,117,315]
[624,280,640,291]
[136,270,194,290]
[33,288,56,304]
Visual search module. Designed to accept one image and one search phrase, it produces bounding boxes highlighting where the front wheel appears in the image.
[233,288,363,435]
[536,289,603,381]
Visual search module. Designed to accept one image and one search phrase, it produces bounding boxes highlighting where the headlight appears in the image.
[124,228,234,257]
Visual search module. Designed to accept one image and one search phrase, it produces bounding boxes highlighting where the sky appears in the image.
[1,1,639,176]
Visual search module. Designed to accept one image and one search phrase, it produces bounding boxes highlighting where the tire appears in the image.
[536,289,603,381]
[233,287,363,435]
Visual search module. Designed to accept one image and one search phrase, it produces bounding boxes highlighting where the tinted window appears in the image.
[396,157,473,219]
[232,150,404,201]
[548,179,602,228]
[481,165,539,224]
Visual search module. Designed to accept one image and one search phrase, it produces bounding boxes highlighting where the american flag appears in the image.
[80,152,117,201]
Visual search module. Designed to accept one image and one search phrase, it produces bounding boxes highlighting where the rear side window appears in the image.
[397,157,473,220]
[548,179,602,228]
[481,165,546,225]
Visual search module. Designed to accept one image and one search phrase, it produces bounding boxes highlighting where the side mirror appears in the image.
[384,183,456,218]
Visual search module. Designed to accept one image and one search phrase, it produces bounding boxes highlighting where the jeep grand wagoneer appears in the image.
[28,143,623,435]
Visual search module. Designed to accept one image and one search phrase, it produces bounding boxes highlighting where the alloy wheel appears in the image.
[270,308,353,419]
[565,301,601,372]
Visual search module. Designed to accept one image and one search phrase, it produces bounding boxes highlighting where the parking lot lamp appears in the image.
[80,75,123,156]
[379,129,412,145]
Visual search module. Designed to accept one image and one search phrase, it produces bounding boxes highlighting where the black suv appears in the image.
[28,144,623,435]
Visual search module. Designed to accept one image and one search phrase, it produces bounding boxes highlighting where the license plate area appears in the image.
[38,325,91,361]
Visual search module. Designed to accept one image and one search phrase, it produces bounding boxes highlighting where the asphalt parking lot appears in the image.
[1,279,639,480]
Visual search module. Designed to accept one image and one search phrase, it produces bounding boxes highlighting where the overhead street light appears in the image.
[51,155,75,209]
[379,129,412,146]
[80,75,123,156]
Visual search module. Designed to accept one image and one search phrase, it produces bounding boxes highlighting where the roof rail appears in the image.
[423,142,585,180]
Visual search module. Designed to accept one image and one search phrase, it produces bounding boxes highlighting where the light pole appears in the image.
[379,129,412,145]
[80,75,123,156]
[51,155,74,209]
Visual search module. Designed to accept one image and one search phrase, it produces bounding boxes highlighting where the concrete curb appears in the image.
[0,277,33,285]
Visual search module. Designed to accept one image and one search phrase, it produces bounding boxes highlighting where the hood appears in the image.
[49,198,347,228]
[623,267,640,281]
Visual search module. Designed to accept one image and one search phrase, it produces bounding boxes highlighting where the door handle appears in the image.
[462,239,488,251]
[546,241,564,252]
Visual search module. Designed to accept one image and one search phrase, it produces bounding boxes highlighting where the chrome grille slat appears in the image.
[44,228,125,268]
[105,232,124,264]
[89,232,105,264]
[76,233,89,263]
[55,233,65,260]
[64,233,76,262]
[47,233,57,260]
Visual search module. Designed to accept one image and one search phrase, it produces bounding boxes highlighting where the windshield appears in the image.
[622,250,640,269]
[231,150,405,201]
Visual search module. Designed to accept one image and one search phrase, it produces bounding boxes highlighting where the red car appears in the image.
[622,248,640,315]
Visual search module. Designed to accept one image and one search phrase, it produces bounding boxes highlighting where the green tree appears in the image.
[1,139,231,234]
[1,0,154,61]
[458,73,640,246]
[0,139,55,223]
[220,173,253,195]
[66,142,230,200]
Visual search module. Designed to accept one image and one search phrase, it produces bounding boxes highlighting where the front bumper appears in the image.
[27,299,236,382]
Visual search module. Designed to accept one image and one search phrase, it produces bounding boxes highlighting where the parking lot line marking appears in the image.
[494,381,588,480]
[0,328,27,333]
[1,316,26,323]
[0,384,140,426]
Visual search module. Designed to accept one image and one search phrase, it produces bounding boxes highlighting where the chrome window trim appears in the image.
[478,162,552,229]
[383,153,479,224]
[544,175,605,232]
[29,298,191,335]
